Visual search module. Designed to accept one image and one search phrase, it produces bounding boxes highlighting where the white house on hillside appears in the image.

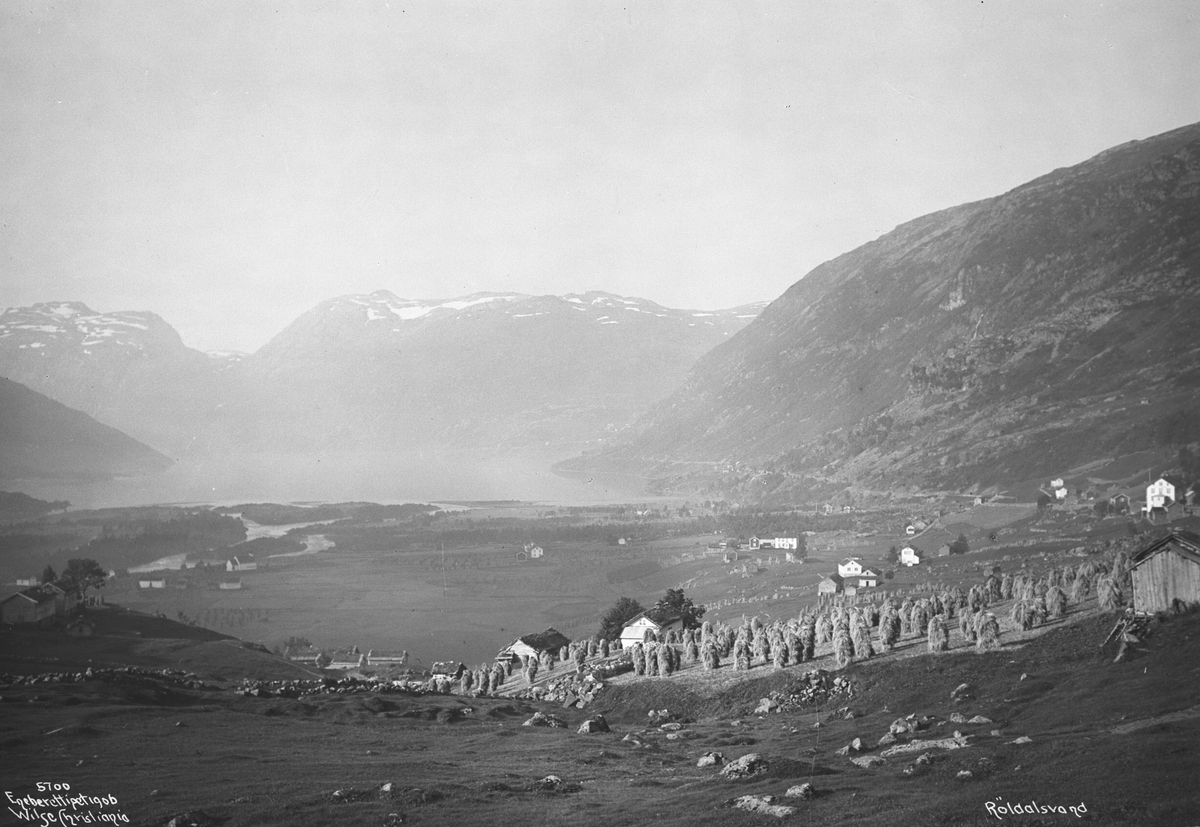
[619,612,684,646]
[900,545,921,566]
[1145,478,1176,514]
[773,537,799,551]
[837,557,863,578]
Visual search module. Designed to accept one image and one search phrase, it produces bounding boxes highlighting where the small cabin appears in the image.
[1,588,57,625]
[857,569,879,589]
[496,627,572,665]
[818,574,844,596]
[1129,530,1200,614]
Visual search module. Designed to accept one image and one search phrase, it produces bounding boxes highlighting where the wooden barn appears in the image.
[1129,530,1200,614]
[496,627,572,665]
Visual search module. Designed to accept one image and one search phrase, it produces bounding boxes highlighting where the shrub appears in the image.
[631,644,646,676]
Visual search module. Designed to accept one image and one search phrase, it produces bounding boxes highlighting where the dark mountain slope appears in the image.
[0,377,173,481]
[566,121,1200,497]
[0,302,239,455]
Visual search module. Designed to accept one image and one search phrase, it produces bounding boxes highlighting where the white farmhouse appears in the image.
[773,537,799,551]
[1145,478,1176,513]
[837,557,864,578]
[619,612,683,647]
[900,545,921,566]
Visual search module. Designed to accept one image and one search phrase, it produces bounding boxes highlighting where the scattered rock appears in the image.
[382,814,403,826]
[331,788,374,804]
[697,752,724,768]
[578,716,610,734]
[951,683,973,702]
[956,770,974,780]
[720,753,770,779]
[877,732,897,747]
[755,698,778,715]
[660,722,683,731]
[949,712,967,724]
[889,718,915,735]
[850,737,864,752]
[990,729,1002,737]
[785,783,815,800]
[850,755,886,769]
[968,716,993,725]
[536,775,562,790]
[730,795,795,818]
[880,735,970,757]
[522,712,567,728]
[1012,735,1032,744]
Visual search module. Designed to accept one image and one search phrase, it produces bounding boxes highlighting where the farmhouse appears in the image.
[938,543,952,557]
[41,580,80,615]
[226,554,258,572]
[1144,478,1176,515]
[524,542,544,559]
[619,612,683,646]
[723,550,739,563]
[857,569,879,589]
[837,557,863,578]
[773,537,800,551]
[900,545,922,566]
[905,524,917,536]
[1111,493,1131,514]
[1129,530,1200,614]
[138,579,166,589]
[1,588,58,625]
[496,627,572,664]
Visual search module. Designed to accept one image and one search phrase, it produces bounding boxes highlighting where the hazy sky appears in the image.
[3,1,1198,353]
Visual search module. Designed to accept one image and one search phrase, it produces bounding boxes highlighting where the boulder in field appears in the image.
[578,716,610,734]
[731,795,795,818]
[720,753,769,779]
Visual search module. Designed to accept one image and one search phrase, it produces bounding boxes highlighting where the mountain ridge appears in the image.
[563,119,1200,500]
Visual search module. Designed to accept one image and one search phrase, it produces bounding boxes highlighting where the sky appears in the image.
[2,1,1198,353]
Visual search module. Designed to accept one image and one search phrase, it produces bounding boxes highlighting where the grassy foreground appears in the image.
[1,605,1198,826]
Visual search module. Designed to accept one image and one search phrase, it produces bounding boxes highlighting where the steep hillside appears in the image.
[0,377,173,481]
[0,302,238,455]
[566,121,1200,498]
[201,291,762,455]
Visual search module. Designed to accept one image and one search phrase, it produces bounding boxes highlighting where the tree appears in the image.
[283,636,312,656]
[949,533,970,555]
[651,588,705,630]
[40,565,57,584]
[885,545,899,564]
[599,597,645,641]
[62,558,107,596]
